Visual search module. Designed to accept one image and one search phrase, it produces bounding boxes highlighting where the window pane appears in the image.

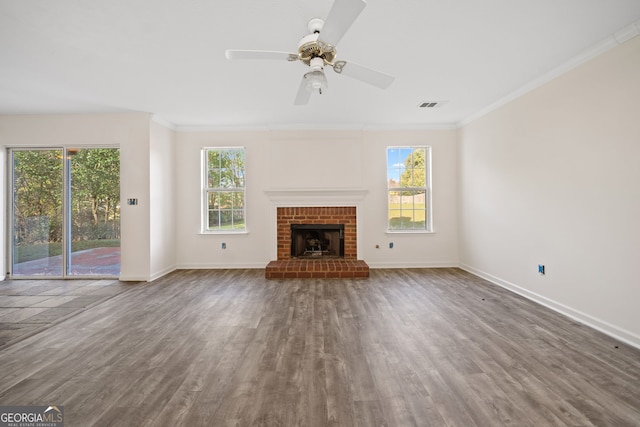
[412,168,426,187]
[220,168,233,188]
[232,192,244,208]
[232,210,245,229]
[388,168,401,187]
[208,210,220,228]
[400,215,413,229]
[208,169,221,188]
[388,209,403,229]
[413,147,426,162]
[403,190,426,229]
[208,150,220,168]
[232,167,245,188]
[219,192,232,209]
[208,192,219,209]
[399,148,412,165]
[222,211,229,228]
[388,190,402,229]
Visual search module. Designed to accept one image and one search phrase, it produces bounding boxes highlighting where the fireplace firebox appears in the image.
[290,224,344,258]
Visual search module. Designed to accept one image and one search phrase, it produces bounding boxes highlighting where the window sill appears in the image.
[199,230,249,235]
[385,229,435,234]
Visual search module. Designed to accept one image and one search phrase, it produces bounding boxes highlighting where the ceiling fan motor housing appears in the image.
[297,24,336,66]
[307,17,324,34]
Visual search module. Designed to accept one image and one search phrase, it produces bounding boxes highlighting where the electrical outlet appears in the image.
[538,264,545,275]
[389,242,394,249]
[221,242,226,250]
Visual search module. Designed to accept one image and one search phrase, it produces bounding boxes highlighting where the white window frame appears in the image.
[386,146,433,233]
[201,147,247,234]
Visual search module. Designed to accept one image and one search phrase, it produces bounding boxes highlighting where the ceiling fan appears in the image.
[225,0,394,105]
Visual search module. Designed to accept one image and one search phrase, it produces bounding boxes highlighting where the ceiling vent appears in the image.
[418,101,448,108]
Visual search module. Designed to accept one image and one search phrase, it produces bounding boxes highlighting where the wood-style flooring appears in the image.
[0,278,134,349]
[0,268,639,426]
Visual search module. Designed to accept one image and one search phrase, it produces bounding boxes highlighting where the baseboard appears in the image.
[459,263,640,351]
[367,261,459,269]
[176,262,269,270]
[118,275,152,282]
[149,265,177,282]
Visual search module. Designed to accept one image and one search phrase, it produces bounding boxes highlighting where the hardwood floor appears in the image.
[0,278,134,349]
[0,268,639,426]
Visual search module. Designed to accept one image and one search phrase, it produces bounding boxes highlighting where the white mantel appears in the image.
[264,188,368,205]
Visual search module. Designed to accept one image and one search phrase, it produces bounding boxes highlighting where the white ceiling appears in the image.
[1,0,639,129]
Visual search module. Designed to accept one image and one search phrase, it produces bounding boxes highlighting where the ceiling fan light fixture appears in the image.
[305,70,328,94]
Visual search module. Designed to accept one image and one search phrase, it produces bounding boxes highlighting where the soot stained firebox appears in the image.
[290,224,345,258]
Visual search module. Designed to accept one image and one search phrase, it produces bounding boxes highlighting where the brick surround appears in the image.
[276,206,357,260]
[265,206,369,279]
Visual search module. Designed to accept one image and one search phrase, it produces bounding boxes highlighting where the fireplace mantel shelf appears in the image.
[265,188,368,202]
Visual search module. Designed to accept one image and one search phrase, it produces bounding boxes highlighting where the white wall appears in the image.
[0,113,153,281]
[458,36,640,347]
[175,130,271,268]
[174,129,459,268]
[149,120,177,279]
[361,130,459,267]
[118,116,152,281]
[0,147,4,280]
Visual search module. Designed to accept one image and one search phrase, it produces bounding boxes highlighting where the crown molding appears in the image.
[151,115,178,131]
[459,21,640,128]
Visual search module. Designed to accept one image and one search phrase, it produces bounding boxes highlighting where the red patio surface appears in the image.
[12,247,120,277]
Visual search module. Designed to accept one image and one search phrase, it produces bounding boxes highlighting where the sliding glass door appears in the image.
[9,147,120,278]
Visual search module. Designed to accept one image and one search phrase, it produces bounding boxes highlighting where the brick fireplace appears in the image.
[265,206,369,279]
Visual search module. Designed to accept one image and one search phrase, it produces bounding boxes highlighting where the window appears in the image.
[387,146,431,231]
[203,147,246,232]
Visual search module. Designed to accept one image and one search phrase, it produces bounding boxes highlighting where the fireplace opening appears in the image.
[291,224,344,258]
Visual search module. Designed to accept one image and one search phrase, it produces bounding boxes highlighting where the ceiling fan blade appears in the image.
[225,50,298,61]
[333,60,394,89]
[294,75,312,105]
[319,0,366,47]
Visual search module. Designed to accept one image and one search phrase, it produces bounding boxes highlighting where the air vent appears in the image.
[418,100,448,108]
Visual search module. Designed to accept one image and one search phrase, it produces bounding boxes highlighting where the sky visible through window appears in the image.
[387,147,412,185]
